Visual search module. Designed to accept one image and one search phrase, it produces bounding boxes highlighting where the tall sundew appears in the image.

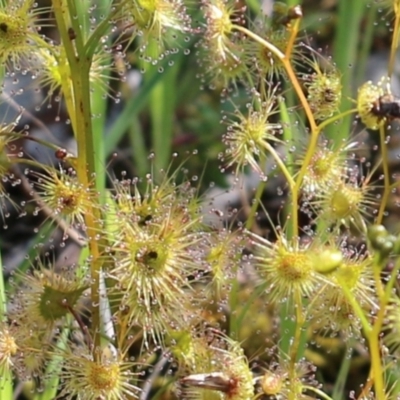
[33,44,118,107]
[0,320,52,381]
[56,344,142,399]
[357,76,393,130]
[108,215,205,346]
[0,0,48,69]
[1,260,88,380]
[0,323,17,377]
[300,46,342,121]
[308,246,377,338]
[196,34,250,90]
[32,165,99,229]
[169,330,213,374]
[248,232,325,304]
[200,0,243,60]
[381,295,400,354]
[121,0,192,54]
[259,360,319,400]
[0,114,22,221]
[110,171,204,237]
[310,173,379,234]
[221,88,282,178]
[114,285,198,348]
[8,260,89,333]
[295,138,358,197]
[111,177,177,229]
[204,228,245,300]
[244,13,301,83]
[196,0,250,89]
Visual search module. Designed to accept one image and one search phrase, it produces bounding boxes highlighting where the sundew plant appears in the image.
[1,0,400,399]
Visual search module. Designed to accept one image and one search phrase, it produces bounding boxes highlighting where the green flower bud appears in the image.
[313,248,343,275]
[368,224,390,250]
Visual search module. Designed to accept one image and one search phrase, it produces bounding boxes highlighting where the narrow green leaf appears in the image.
[0,249,13,399]
[326,0,367,144]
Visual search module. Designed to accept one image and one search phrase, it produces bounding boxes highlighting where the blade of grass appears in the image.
[88,0,113,194]
[105,35,197,160]
[235,282,268,332]
[105,67,167,156]
[246,0,264,14]
[0,248,13,399]
[355,1,378,88]
[90,80,108,194]
[326,0,366,145]
[128,116,148,177]
[4,222,54,293]
[279,297,295,358]
[279,297,308,362]
[69,0,91,40]
[143,41,180,178]
[332,341,354,400]
[35,324,70,400]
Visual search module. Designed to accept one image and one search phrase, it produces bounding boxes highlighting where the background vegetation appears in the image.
[1,0,400,399]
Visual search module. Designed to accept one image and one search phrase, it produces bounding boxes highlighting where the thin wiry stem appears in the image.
[288,290,305,399]
[233,24,318,237]
[376,124,391,224]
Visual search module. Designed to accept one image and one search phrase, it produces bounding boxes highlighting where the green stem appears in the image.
[285,16,300,60]
[384,254,400,302]
[244,177,266,231]
[369,324,385,400]
[289,291,305,376]
[0,250,13,398]
[46,6,78,134]
[84,5,124,59]
[340,283,372,337]
[233,25,317,133]
[261,140,297,232]
[280,91,296,239]
[365,253,398,400]
[228,275,240,340]
[303,386,334,400]
[262,141,295,189]
[317,108,358,134]
[52,0,103,354]
[244,139,296,231]
[339,280,384,397]
[339,274,386,398]
[332,340,354,398]
[66,0,86,55]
